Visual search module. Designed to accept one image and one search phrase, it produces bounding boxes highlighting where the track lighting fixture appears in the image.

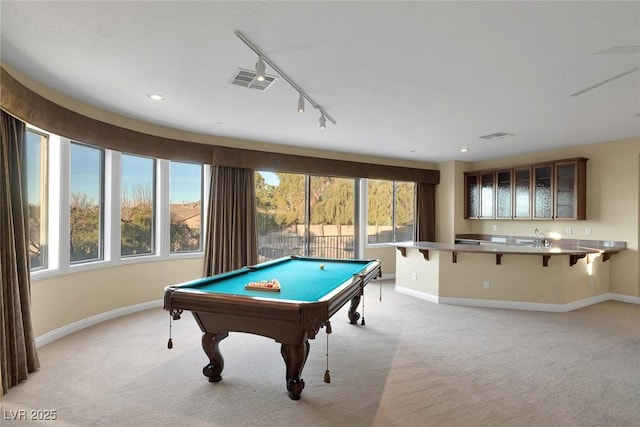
[235,31,336,128]
[255,56,266,82]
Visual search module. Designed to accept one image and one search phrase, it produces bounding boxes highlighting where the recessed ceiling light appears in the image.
[460,147,469,153]
[147,93,165,101]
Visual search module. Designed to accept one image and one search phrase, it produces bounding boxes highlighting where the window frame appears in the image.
[168,160,204,254]
[69,141,105,265]
[120,152,157,258]
[365,179,416,246]
[26,126,206,282]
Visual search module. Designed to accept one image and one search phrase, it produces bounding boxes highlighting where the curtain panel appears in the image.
[203,166,258,276]
[0,111,40,394]
[414,182,436,242]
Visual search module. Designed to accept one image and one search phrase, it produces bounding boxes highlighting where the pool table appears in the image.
[163,255,382,400]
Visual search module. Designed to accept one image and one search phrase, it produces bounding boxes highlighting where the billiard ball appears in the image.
[319,264,325,270]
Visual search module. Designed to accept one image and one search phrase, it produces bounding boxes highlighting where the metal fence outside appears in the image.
[258,234,355,261]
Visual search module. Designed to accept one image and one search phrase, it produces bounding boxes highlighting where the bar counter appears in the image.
[395,236,625,267]
[393,236,627,312]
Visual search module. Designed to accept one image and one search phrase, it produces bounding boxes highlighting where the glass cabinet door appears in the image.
[464,173,479,219]
[555,161,577,219]
[513,167,531,219]
[533,164,553,219]
[480,172,495,218]
[495,169,512,219]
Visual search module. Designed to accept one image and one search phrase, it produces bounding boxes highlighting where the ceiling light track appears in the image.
[235,31,337,127]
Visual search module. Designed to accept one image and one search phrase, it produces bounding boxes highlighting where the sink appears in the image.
[515,238,535,244]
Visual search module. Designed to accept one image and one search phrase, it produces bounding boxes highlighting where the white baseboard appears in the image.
[394,286,640,313]
[395,285,440,304]
[608,293,640,304]
[35,299,163,348]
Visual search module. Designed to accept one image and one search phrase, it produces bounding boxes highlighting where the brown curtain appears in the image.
[414,182,436,242]
[0,110,40,394]
[203,166,258,276]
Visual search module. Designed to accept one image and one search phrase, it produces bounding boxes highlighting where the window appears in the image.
[255,171,356,261]
[121,154,155,256]
[26,129,48,270]
[170,161,203,253]
[309,176,355,258]
[367,180,393,244]
[255,171,305,261]
[394,181,415,241]
[367,180,415,243]
[70,142,104,263]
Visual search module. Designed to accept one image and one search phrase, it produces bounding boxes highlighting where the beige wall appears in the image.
[364,245,397,277]
[31,258,203,337]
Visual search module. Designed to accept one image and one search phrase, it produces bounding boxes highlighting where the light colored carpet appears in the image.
[2,281,639,427]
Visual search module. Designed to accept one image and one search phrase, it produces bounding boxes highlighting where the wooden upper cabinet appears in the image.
[464,158,587,221]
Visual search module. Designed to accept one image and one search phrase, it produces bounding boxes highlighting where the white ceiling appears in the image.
[1,1,639,163]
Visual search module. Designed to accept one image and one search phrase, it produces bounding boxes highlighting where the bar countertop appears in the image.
[393,235,625,266]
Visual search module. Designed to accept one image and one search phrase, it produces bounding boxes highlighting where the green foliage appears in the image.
[70,193,100,262]
[121,204,153,256]
[255,173,280,234]
[368,180,393,226]
[170,221,200,252]
[273,173,305,227]
[395,182,415,227]
[310,176,354,225]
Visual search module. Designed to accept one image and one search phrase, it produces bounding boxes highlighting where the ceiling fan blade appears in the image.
[570,67,640,97]
[594,46,640,55]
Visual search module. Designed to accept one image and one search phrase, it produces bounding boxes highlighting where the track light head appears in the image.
[298,93,305,113]
[319,113,326,129]
[255,56,266,82]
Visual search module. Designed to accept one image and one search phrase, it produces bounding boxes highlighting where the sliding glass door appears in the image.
[256,172,356,261]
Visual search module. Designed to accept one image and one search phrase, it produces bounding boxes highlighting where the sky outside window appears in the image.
[70,143,101,203]
[170,162,202,203]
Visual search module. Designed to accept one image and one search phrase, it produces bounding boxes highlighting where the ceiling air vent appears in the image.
[479,132,515,140]
[230,68,277,90]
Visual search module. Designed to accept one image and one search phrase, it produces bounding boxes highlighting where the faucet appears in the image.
[534,228,549,247]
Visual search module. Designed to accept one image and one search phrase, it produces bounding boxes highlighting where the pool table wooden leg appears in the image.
[280,340,310,400]
[348,294,362,324]
[201,331,229,382]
